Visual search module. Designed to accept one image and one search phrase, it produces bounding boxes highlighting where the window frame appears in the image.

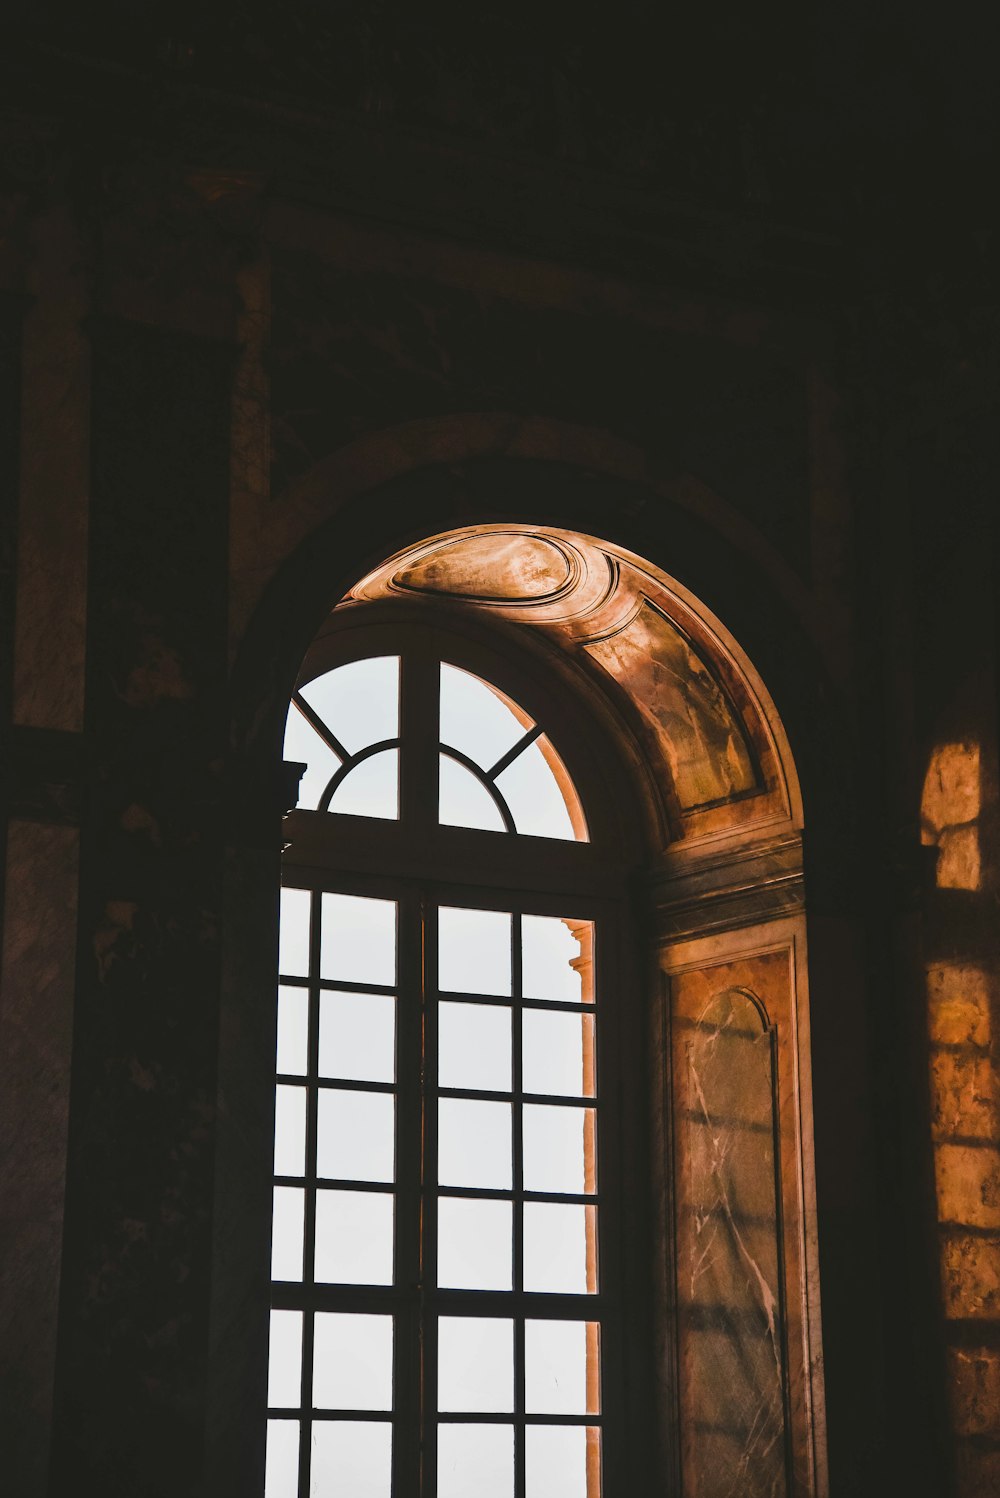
[270,615,656,1497]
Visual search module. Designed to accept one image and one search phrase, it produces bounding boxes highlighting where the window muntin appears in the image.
[267,888,603,1497]
[284,656,402,821]
[269,645,607,1497]
[283,655,586,841]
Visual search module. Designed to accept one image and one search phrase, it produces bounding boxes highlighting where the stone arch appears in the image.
[231,412,817,658]
[230,444,841,857]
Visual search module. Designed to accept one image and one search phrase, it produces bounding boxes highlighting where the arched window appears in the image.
[264,625,642,1498]
[220,524,825,1498]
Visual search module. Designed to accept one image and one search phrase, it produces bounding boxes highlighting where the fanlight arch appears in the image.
[284,655,587,840]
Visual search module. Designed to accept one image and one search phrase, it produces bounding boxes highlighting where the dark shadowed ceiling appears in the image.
[5,1,994,297]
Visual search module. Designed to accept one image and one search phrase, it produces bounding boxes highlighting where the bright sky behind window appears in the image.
[283,656,582,840]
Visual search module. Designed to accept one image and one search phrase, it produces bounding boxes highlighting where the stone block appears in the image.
[921,742,980,835]
[930,1051,998,1142]
[935,1144,1000,1229]
[948,1346,1000,1437]
[927,964,991,1049]
[941,1233,1000,1320]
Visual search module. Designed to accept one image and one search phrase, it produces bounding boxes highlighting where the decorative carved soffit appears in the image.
[347,525,800,849]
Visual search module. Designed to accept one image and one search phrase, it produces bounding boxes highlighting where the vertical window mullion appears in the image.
[512,913,526,1498]
[393,892,422,1498]
[401,648,439,839]
[298,888,322,1498]
[422,897,440,1498]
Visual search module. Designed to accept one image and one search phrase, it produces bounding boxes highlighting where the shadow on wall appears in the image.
[922,743,1000,1494]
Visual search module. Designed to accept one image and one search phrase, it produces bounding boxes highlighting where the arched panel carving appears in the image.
[586,601,758,809]
[394,530,578,604]
[662,928,823,1498]
[674,985,785,1497]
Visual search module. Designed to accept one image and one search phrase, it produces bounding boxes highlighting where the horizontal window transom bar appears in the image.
[275,1076,397,1095]
[436,991,596,1014]
[435,1087,598,1108]
[268,1286,612,1315]
[277,976,397,997]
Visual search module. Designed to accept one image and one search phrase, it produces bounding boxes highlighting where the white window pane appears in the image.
[440,663,529,770]
[276,986,309,1076]
[522,916,586,1003]
[438,1424,514,1498]
[525,1320,598,1414]
[268,1310,303,1408]
[523,1105,595,1194]
[315,1190,394,1285]
[311,1421,392,1498]
[328,749,399,821]
[313,1313,393,1411]
[439,1002,512,1092]
[524,1203,595,1294]
[439,754,507,832]
[439,907,511,996]
[439,1098,511,1189]
[299,657,400,757]
[274,1085,307,1177]
[438,1197,512,1290]
[523,1010,594,1098]
[317,1090,395,1183]
[526,1425,596,1498]
[271,1186,305,1282]
[495,737,575,840]
[279,888,311,978]
[438,1317,514,1412]
[265,1420,300,1498]
[319,991,395,1084]
[321,893,396,987]
[283,703,341,811]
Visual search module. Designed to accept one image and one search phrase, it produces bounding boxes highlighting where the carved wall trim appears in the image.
[659,916,827,1498]
[650,833,805,941]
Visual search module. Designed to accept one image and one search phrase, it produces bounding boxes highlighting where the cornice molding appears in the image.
[650,831,804,941]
